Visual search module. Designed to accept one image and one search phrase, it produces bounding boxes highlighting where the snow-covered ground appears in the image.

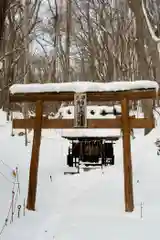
[0,109,160,239]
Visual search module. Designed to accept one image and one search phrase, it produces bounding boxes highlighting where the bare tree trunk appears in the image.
[141,0,160,81]
[0,0,9,43]
[0,0,9,108]
[48,0,59,82]
[23,0,30,146]
[65,0,72,82]
[128,0,154,135]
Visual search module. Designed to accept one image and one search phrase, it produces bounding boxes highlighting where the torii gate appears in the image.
[9,81,158,213]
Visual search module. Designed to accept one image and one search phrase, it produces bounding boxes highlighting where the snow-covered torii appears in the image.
[9,80,158,213]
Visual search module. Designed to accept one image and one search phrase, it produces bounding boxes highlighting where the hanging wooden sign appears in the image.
[74,93,87,128]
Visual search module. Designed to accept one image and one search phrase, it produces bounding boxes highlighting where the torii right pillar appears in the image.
[121,98,134,212]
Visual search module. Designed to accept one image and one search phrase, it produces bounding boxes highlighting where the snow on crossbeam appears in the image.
[10,80,158,94]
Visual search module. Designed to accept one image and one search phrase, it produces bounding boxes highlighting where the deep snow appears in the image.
[0,110,160,239]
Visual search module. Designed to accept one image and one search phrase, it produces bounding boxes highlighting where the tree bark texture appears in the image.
[0,0,8,44]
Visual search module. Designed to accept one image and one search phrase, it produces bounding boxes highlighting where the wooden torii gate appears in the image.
[9,82,157,213]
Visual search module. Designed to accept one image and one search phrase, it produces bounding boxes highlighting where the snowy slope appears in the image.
[0,110,160,239]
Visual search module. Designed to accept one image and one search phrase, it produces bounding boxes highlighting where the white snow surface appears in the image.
[55,105,121,119]
[55,105,122,138]
[58,128,121,138]
[1,109,160,239]
[10,80,158,94]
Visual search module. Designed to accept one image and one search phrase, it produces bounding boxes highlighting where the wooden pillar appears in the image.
[121,98,134,212]
[26,101,43,211]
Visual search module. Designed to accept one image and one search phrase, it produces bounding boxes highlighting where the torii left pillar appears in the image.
[26,101,43,210]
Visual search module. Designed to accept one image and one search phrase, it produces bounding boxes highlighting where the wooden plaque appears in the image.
[74,93,87,128]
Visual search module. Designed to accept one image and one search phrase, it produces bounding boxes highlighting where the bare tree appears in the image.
[65,0,72,82]
[127,0,160,135]
[0,0,9,42]
[3,0,160,122]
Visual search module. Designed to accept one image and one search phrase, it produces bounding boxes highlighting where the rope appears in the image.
[0,167,21,237]
[0,182,16,237]
[13,187,20,215]
[12,168,20,220]
[0,161,19,184]
[0,160,13,170]
[0,171,18,184]
[0,219,8,236]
